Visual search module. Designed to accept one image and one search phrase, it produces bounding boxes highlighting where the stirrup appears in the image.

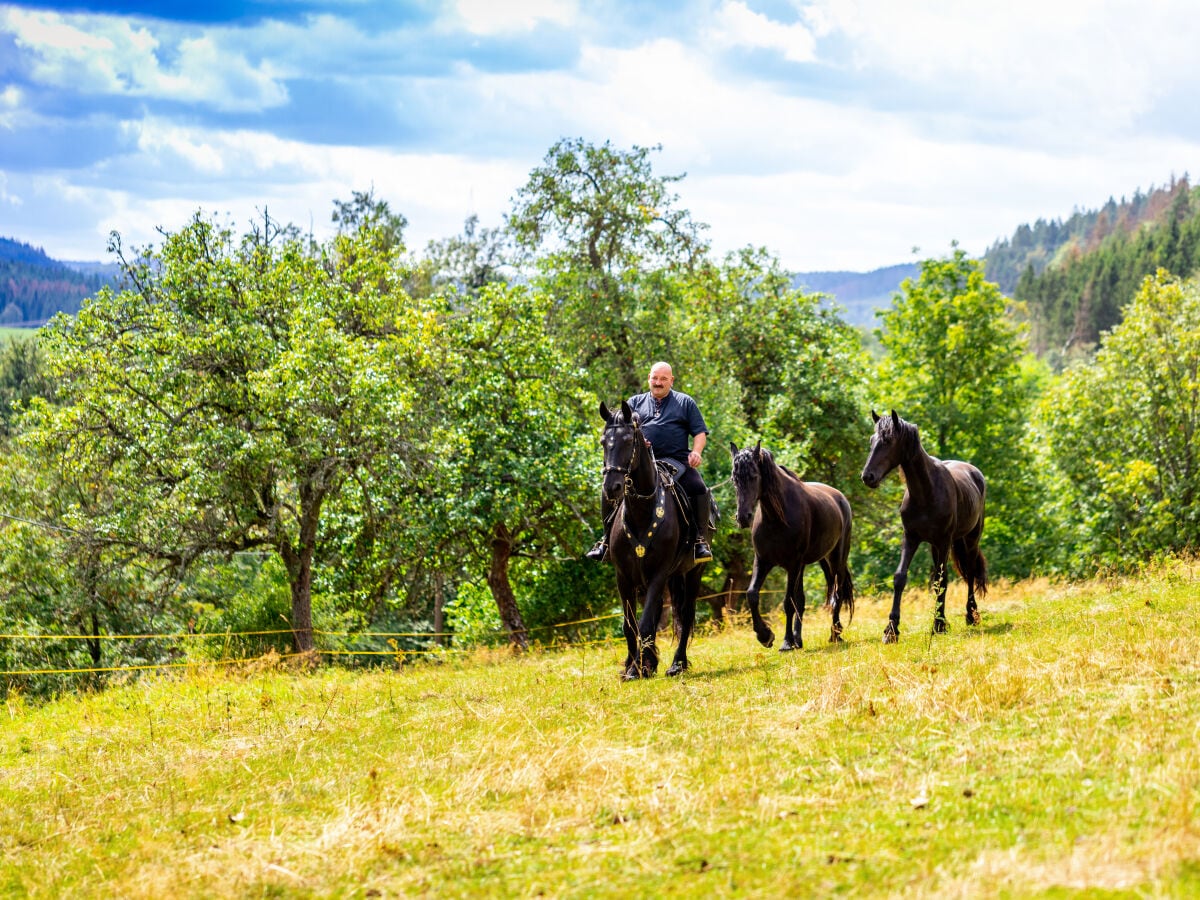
[693,540,713,563]
[585,540,609,562]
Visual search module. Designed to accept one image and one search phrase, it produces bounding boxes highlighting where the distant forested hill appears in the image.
[794,263,919,327]
[983,177,1200,355]
[0,237,117,327]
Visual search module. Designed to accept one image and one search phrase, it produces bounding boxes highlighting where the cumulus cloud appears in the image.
[709,1,816,63]
[3,0,1199,270]
[2,7,288,112]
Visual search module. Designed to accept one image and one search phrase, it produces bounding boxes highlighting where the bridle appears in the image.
[602,417,667,558]
[602,419,660,502]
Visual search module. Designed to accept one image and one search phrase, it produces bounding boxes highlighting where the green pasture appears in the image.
[0,327,37,342]
[3,563,1200,897]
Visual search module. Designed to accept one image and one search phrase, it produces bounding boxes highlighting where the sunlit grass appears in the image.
[3,561,1200,897]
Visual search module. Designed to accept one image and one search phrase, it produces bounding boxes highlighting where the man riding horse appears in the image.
[586,361,714,564]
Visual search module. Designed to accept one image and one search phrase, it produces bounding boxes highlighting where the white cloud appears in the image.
[800,0,1200,136]
[710,1,816,63]
[450,0,577,35]
[2,8,288,112]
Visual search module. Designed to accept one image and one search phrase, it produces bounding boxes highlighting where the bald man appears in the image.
[587,361,714,563]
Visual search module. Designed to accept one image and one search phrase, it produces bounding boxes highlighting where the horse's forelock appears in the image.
[731,447,758,488]
[877,413,920,456]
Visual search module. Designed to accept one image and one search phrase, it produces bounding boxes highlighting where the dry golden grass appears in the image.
[3,563,1200,897]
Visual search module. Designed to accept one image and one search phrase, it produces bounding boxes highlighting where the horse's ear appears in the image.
[890,409,900,428]
[871,409,880,423]
[753,439,762,459]
[729,440,738,456]
[599,400,613,424]
[620,399,634,423]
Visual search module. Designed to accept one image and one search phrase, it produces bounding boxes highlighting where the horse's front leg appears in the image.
[667,571,697,677]
[780,568,804,651]
[744,557,775,648]
[886,534,919,644]
[931,544,950,634]
[618,579,641,680]
[626,575,666,679]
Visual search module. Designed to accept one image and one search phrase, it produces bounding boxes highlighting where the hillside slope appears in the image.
[0,237,117,327]
[2,567,1199,896]
[983,177,1200,354]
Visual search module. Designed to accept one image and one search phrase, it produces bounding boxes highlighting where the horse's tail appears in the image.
[951,541,988,598]
[837,563,855,625]
[837,499,855,624]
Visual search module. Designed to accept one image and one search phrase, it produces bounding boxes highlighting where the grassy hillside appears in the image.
[3,564,1200,897]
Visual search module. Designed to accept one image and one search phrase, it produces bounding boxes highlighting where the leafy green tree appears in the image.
[1040,270,1200,568]
[507,138,708,397]
[873,247,1049,576]
[0,335,52,438]
[20,212,442,652]
[419,214,511,300]
[332,187,408,252]
[433,283,597,647]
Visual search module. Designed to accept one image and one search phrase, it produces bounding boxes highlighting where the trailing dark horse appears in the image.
[730,441,855,650]
[600,400,710,680]
[860,410,988,643]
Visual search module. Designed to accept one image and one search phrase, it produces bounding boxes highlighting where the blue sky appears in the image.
[1,0,1198,271]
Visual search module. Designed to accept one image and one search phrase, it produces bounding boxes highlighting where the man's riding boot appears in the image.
[585,497,616,562]
[691,492,714,563]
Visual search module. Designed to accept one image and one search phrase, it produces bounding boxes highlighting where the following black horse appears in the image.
[730,441,854,649]
[600,400,711,680]
[860,410,987,643]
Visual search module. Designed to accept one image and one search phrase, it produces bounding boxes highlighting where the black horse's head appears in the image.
[599,399,645,500]
[861,409,917,488]
[729,440,764,528]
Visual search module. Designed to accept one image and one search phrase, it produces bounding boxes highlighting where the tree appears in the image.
[0,335,53,438]
[507,138,709,396]
[1040,270,1200,568]
[21,212,442,652]
[433,283,596,648]
[873,247,1048,576]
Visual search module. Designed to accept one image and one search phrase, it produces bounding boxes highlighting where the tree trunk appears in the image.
[278,473,329,655]
[486,522,529,650]
[433,572,447,647]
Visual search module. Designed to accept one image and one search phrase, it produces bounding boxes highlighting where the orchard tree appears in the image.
[1040,270,1200,568]
[434,283,596,648]
[21,212,442,652]
[873,247,1049,576]
[683,247,871,484]
[508,138,709,396]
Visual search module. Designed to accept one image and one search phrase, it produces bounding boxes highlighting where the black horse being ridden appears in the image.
[860,410,988,643]
[600,400,710,680]
[730,441,855,650]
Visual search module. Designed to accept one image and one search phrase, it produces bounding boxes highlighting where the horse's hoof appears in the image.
[882,626,898,644]
[666,662,687,677]
[757,628,775,648]
[933,618,948,634]
[779,639,800,652]
[967,609,981,626]
[829,629,844,643]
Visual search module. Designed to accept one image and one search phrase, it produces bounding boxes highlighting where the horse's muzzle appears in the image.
[861,470,879,489]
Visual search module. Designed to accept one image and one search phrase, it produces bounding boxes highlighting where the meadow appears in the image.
[3,562,1199,898]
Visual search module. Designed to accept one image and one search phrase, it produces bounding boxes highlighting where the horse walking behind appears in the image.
[729,441,855,650]
[860,410,988,643]
[600,400,710,680]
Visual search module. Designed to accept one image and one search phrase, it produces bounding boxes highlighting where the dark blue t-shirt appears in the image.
[627,390,708,465]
